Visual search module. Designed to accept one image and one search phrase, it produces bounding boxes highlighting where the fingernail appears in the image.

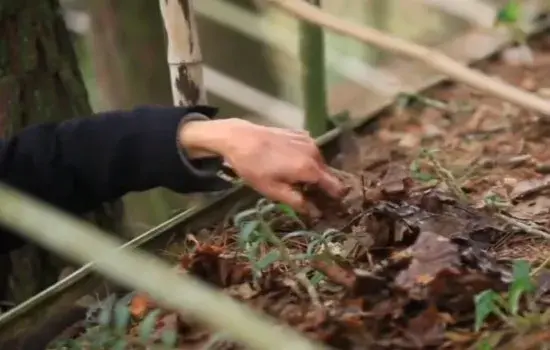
[306,203,322,219]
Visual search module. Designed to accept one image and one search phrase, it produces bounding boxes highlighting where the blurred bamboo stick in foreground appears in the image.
[267,0,550,116]
[0,183,326,350]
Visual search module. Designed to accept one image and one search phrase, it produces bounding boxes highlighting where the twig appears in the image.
[266,0,550,116]
[422,150,469,203]
[531,254,550,276]
[0,183,327,350]
[496,213,550,240]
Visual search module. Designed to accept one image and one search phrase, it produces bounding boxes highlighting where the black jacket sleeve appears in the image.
[0,105,231,253]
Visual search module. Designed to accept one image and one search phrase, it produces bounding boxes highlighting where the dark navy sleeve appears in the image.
[0,105,231,253]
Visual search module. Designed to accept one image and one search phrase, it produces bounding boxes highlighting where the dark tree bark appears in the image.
[0,0,123,304]
[87,0,173,110]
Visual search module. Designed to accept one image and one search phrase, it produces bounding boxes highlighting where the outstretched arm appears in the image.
[0,106,347,253]
[0,105,230,216]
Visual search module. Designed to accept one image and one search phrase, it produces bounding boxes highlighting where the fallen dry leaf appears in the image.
[130,293,155,319]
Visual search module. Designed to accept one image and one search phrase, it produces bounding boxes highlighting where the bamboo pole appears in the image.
[267,0,550,117]
[300,0,328,136]
[159,0,206,106]
[159,0,210,206]
[0,183,327,350]
[368,0,391,64]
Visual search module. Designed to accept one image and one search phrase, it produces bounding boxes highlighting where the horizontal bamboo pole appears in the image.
[267,0,550,116]
[0,183,326,350]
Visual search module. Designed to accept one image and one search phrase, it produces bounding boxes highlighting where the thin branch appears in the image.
[496,213,550,240]
[0,183,327,350]
[266,0,550,116]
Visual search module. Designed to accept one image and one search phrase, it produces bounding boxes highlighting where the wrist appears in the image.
[178,119,232,159]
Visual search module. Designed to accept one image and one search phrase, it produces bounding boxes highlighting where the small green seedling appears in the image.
[50,294,179,349]
[495,0,521,25]
[483,193,510,210]
[475,260,536,331]
[410,158,437,182]
[234,199,342,288]
[234,199,305,277]
[473,260,544,349]
[495,0,527,44]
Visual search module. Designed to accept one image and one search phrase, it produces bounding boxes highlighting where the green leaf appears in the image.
[509,260,535,315]
[97,296,116,326]
[276,204,306,227]
[277,203,297,217]
[474,290,498,331]
[310,271,325,286]
[282,230,315,241]
[161,329,179,347]
[496,0,521,25]
[139,309,162,342]
[321,229,340,240]
[246,240,261,263]
[259,203,277,215]
[238,220,260,247]
[254,250,281,271]
[256,198,270,208]
[306,239,322,256]
[233,208,258,227]
[113,299,131,333]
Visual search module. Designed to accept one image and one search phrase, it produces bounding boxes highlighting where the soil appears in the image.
[50,33,550,349]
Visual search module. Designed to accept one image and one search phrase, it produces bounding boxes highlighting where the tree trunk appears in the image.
[0,0,123,304]
[86,0,181,227]
[87,0,172,110]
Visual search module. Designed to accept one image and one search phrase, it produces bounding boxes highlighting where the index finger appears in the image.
[316,168,348,199]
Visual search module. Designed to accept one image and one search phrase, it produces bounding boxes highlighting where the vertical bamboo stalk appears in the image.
[369,0,391,64]
[159,0,212,208]
[159,0,206,106]
[299,0,328,137]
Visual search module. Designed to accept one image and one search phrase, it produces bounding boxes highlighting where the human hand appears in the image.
[179,118,347,214]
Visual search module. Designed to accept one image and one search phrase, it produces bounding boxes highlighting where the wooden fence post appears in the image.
[159,0,207,106]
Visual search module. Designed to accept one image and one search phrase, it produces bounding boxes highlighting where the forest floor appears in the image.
[54,33,550,350]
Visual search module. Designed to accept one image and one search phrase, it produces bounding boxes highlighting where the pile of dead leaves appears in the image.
[91,179,549,350]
